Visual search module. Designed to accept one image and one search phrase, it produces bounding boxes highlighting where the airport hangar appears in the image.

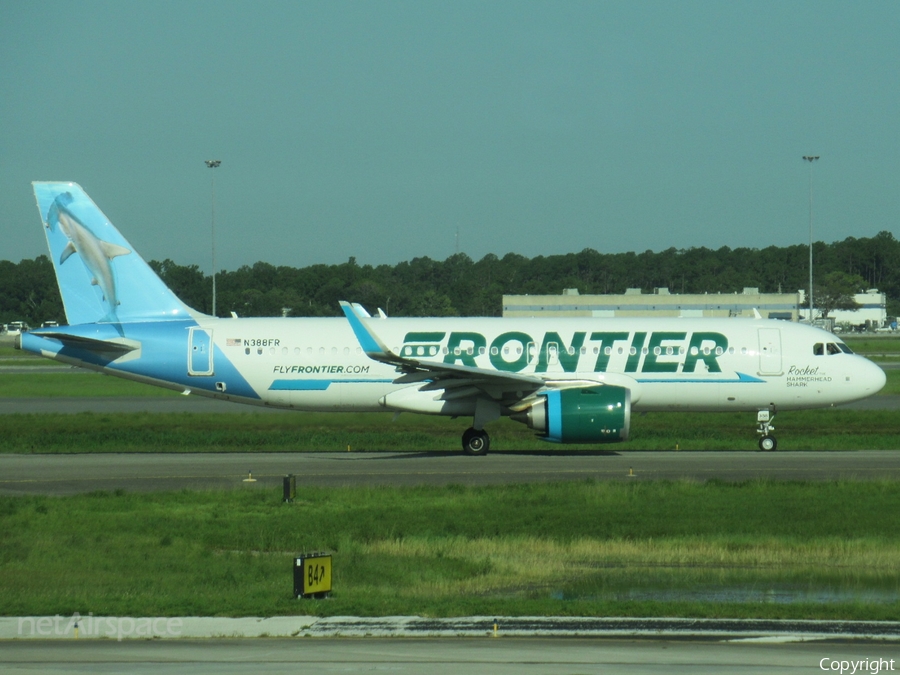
[502,287,888,326]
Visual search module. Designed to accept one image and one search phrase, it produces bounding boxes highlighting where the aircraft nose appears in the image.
[859,358,886,395]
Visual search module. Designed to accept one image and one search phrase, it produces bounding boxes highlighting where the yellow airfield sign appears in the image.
[294,553,332,598]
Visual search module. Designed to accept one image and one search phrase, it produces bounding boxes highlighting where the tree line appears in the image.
[2,230,898,326]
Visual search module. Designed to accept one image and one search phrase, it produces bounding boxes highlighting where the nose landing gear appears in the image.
[757,406,777,451]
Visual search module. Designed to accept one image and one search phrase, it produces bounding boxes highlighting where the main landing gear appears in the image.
[462,427,490,456]
[756,406,777,452]
[461,399,500,456]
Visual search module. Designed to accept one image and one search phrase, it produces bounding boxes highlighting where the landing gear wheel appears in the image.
[758,435,777,452]
[462,427,490,456]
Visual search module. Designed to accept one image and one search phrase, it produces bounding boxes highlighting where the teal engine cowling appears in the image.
[511,385,630,443]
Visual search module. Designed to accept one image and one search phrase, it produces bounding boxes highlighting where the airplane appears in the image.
[17,182,887,454]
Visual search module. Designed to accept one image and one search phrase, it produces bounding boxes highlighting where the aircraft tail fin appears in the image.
[33,182,198,325]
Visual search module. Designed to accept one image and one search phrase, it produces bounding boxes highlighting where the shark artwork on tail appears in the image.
[19,181,887,455]
[44,190,131,321]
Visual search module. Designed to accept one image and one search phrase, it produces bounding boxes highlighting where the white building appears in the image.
[503,288,801,321]
[798,288,887,327]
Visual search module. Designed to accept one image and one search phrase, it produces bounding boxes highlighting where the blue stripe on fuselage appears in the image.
[269,379,393,391]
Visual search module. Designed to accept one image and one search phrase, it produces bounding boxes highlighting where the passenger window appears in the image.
[813,343,824,356]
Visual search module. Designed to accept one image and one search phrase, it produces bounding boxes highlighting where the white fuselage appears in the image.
[171,315,884,414]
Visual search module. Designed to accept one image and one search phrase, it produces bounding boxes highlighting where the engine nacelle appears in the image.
[511,385,630,443]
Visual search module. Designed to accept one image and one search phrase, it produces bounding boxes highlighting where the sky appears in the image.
[2,1,899,272]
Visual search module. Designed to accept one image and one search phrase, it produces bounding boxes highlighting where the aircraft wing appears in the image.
[339,301,546,404]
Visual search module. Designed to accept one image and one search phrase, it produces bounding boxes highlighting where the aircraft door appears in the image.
[188,328,214,376]
[757,328,782,375]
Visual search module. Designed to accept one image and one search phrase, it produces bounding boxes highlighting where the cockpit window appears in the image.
[837,343,853,354]
[813,343,824,356]
[826,343,841,355]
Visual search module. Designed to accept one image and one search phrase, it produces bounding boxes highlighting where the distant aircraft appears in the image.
[19,182,886,454]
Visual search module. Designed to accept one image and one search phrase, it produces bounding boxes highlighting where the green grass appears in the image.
[0,372,180,397]
[882,368,900,395]
[0,343,47,365]
[845,336,900,356]
[2,481,899,619]
[0,408,898,453]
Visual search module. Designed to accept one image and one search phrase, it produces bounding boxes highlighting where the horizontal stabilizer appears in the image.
[36,331,139,354]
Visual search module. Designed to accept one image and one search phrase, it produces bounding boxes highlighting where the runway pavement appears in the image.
[1,635,897,675]
[2,450,900,495]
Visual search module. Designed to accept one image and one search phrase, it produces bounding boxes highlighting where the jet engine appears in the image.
[511,385,630,443]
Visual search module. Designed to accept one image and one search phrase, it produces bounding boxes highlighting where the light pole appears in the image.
[803,155,819,322]
[205,160,221,316]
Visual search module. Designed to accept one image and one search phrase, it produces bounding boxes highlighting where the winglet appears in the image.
[339,301,395,360]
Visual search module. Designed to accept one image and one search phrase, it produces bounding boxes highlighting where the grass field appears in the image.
[0,372,181,397]
[2,337,898,622]
[844,336,900,357]
[0,407,898,453]
[2,481,898,620]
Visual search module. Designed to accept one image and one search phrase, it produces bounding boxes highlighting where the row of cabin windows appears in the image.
[243,344,751,358]
[242,340,853,359]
